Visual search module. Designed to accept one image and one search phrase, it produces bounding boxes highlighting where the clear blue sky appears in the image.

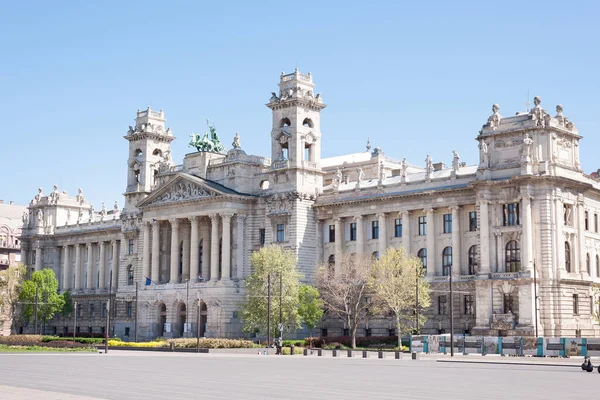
[2,0,599,208]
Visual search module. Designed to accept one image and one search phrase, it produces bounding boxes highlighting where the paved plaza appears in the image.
[0,351,597,399]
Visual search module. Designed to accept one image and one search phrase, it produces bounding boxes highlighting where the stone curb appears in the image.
[436,359,581,368]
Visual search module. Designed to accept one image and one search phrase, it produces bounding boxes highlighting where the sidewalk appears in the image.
[419,352,590,367]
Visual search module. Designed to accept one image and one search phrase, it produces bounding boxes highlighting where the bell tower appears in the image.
[123,107,174,212]
[266,69,326,194]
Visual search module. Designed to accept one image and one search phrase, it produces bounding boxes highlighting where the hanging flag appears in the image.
[145,277,152,286]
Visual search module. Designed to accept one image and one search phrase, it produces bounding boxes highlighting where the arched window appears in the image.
[259,180,270,190]
[279,118,291,128]
[127,265,134,286]
[135,149,143,157]
[302,118,314,128]
[587,253,591,275]
[505,241,521,273]
[468,245,478,275]
[417,248,427,275]
[565,241,571,273]
[442,246,452,276]
[153,149,162,157]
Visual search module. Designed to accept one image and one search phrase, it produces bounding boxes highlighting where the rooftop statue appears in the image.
[189,120,226,154]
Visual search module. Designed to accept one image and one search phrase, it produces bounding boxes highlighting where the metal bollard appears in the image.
[378,351,384,359]
[362,350,368,358]
[290,345,295,355]
[318,349,323,357]
[170,341,175,352]
[332,349,337,357]
[347,349,352,358]
[412,352,420,360]
[395,351,402,359]
[303,348,308,356]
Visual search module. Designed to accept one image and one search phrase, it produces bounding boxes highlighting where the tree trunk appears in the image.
[396,314,401,350]
[351,325,357,349]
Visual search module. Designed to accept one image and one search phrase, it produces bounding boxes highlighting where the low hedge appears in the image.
[107,338,257,349]
[43,336,107,345]
[0,335,43,344]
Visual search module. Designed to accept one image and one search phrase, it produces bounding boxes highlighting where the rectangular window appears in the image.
[77,304,83,318]
[418,216,427,236]
[102,303,107,318]
[350,223,357,241]
[503,203,520,226]
[126,302,133,317]
[503,294,514,314]
[128,239,134,255]
[573,294,579,315]
[276,224,285,243]
[321,328,328,337]
[464,295,474,315]
[125,327,130,337]
[259,229,266,246]
[469,211,477,232]
[88,327,93,334]
[438,295,447,315]
[394,218,402,238]
[443,214,452,234]
[585,211,589,231]
[328,225,335,243]
[371,221,379,239]
[90,303,95,318]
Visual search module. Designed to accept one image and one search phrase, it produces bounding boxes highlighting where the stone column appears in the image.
[522,195,534,274]
[209,214,220,281]
[478,199,491,275]
[235,215,246,280]
[74,244,81,290]
[355,215,365,254]
[189,216,199,282]
[201,218,210,280]
[169,219,180,283]
[425,208,435,277]
[450,206,461,277]
[99,241,106,289]
[62,246,69,290]
[377,213,387,258]
[151,220,160,282]
[86,243,93,289]
[111,240,118,289]
[182,226,190,281]
[35,246,42,271]
[401,211,411,254]
[555,195,565,275]
[142,222,151,284]
[334,218,343,276]
[221,213,233,280]
[577,196,586,275]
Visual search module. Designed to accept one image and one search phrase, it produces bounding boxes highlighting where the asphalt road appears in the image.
[0,352,597,399]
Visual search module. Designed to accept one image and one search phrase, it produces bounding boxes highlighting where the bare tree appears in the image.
[316,253,372,349]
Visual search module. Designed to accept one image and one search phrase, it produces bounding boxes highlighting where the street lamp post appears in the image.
[73,301,77,343]
[267,273,271,350]
[449,265,454,357]
[185,279,190,337]
[134,282,139,342]
[279,272,283,341]
[415,265,419,334]
[105,270,112,354]
[196,302,201,353]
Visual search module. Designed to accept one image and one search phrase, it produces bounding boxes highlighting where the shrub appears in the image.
[282,340,304,347]
[282,346,305,355]
[107,340,162,348]
[323,342,345,350]
[43,336,107,345]
[303,337,325,348]
[0,335,43,344]
[169,338,256,349]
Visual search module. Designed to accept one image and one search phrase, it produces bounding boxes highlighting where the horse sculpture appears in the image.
[189,119,226,154]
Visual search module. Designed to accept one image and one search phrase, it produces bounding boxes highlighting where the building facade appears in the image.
[0,200,27,335]
[19,71,600,339]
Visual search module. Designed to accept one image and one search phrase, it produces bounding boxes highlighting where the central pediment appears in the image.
[138,174,221,207]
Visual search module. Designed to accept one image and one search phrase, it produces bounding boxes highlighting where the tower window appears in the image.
[135,149,143,157]
[302,118,314,128]
[281,147,288,160]
[279,118,291,128]
[152,149,162,157]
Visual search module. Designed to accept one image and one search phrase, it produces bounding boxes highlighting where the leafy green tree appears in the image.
[369,248,431,347]
[298,284,324,339]
[0,263,26,334]
[19,269,65,330]
[240,245,303,340]
[62,290,74,317]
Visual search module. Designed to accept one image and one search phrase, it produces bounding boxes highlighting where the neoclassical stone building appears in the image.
[19,70,600,339]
